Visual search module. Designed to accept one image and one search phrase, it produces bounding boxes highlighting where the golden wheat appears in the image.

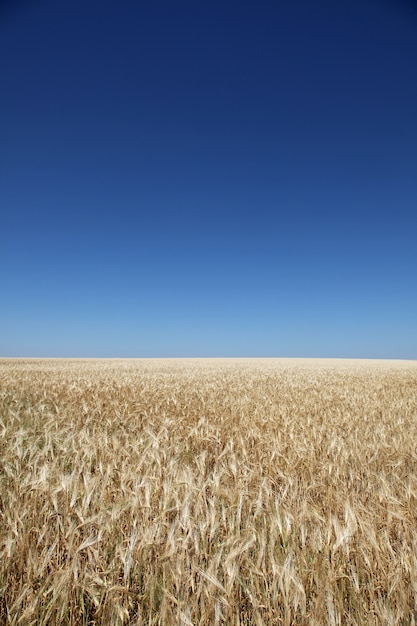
[1,358,417,625]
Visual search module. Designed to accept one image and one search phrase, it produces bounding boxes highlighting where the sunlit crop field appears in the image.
[1,358,417,625]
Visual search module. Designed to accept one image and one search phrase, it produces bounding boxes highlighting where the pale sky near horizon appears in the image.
[1,0,416,358]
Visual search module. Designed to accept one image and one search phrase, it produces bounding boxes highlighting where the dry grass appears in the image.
[1,357,417,625]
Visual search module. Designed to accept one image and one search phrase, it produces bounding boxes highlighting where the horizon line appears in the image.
[1,356,416,362]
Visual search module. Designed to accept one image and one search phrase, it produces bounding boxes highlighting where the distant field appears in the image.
[1,358,417,625]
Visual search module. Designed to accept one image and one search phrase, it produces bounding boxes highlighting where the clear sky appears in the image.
[1,0,416,358]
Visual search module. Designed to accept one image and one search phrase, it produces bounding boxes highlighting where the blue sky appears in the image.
[1,0,416,358]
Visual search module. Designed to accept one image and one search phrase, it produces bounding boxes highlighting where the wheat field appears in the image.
[1,358,417,625]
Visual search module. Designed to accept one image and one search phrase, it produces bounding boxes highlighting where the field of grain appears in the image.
[1,358,417,625]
